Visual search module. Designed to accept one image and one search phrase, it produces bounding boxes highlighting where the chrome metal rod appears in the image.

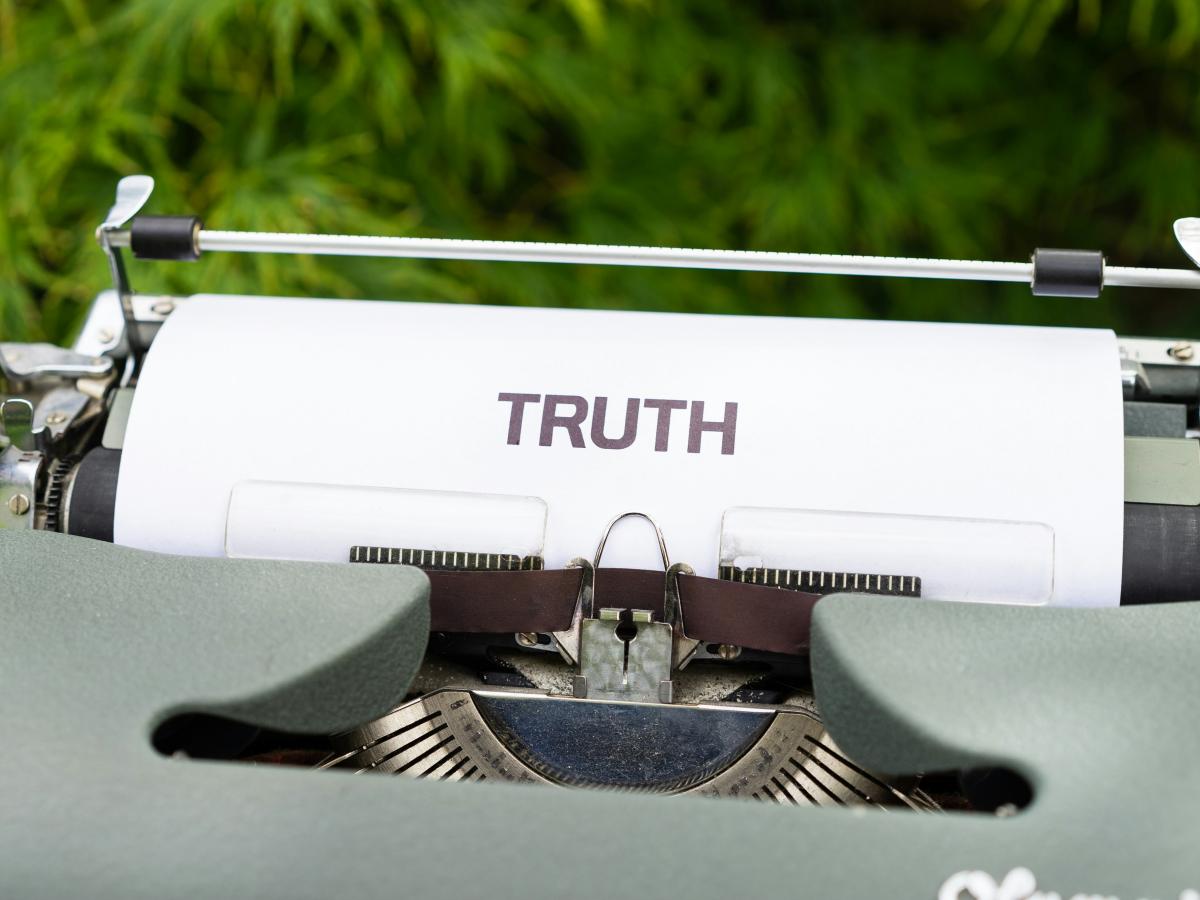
[104,228,1200,290]
[1103,265,1200,291]
[201,231,1035,282]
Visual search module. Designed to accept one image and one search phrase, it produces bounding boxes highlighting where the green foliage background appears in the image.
[3,0,1200,342]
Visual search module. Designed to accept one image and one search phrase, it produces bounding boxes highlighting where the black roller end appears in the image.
[66,448,121,542]
[1032,247,1104,300]
[1031,248,1104,298]
[131,215,202,261]
[1122,503,1200,604]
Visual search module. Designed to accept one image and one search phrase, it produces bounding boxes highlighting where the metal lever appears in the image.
[1,400,36,452]
[0,343,112,382]
[1174,218,1200,268]
[95,175,155,365]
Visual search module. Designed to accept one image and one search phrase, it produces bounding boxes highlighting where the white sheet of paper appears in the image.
[114,295,1124,606]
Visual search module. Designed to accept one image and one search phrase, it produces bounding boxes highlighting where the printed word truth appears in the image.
[498,393,738,455]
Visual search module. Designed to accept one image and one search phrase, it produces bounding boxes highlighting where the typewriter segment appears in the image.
[10,175,1200,824]
[325,513,936,808]
[321,688,933,807]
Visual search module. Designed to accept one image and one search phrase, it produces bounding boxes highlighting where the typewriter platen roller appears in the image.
[4,176,1200,898]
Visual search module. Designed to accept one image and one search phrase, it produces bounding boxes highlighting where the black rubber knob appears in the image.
[131,215,203,261]
[1030,248,1104,298]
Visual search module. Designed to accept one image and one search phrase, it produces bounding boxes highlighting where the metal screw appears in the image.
[96,328,115,344]
[7,493,31,516]
[717,644,742,660]
[151,299,176,316]
[1171,340,1194,361]
[515,632,540,648]
[45,411,67,426]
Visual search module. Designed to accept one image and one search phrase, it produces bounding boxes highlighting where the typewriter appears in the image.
[2,176,1199,900]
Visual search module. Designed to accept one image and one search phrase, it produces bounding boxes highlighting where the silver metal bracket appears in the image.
[573,608,674,704]
[0,343,111,384]
[667,561,700,670]
[548,556,590,668]
[35,387,91,444]
[0,437,42,530]
[0,382,94,455]
[1119,336,1200,368]
[564,512,698,703]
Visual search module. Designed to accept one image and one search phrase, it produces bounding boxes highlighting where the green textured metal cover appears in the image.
[1,528,1198,899]
[1124,436,1200,505]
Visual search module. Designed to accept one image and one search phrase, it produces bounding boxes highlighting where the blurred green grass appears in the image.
[3,0,1200,343]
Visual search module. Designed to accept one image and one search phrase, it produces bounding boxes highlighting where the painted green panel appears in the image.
[1,529,1197,899]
